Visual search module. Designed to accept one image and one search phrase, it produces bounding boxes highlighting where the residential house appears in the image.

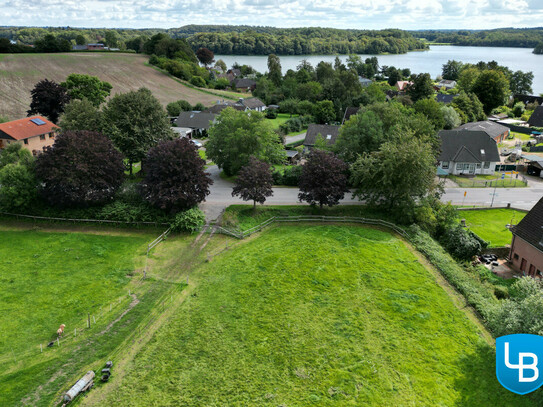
[342,107,360,124]
[87,43,105,50]
[72,45,88,51]
[395,81,412,91]
[239,97,266,112]
[437,129,500,175]
[528,106,543,128]
[0,116,57,155]
[203,101,246,114]
[436,94,457,104]
[515,94,543,106]
[303,124,341,152]
[175,112,217,137]
[358,77,372,87]
[228,68,242,77]
[458,121,510,143]
[217,72,235,83]
[233,78,256,92]
[437,79,457,90]
[509,197,543,277]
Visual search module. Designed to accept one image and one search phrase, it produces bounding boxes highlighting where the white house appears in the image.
[437,130,500,175]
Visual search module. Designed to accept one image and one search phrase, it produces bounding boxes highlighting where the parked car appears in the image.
[191,140,203,148]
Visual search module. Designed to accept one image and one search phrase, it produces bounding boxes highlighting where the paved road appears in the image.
[200,165,543,221]
[285,132,306,144]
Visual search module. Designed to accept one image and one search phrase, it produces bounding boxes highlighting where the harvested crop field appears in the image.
[0,52,223,120]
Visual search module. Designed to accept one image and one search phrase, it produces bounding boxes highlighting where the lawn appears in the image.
[0,228,149,357]
[0,224,199,407]
[509,131,534,142]
[459,208,527,247]
[266,113,298,129]
[449,172,527,188]
[97,225,529,406]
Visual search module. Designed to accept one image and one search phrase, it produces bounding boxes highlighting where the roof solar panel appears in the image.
[31,118,46,126]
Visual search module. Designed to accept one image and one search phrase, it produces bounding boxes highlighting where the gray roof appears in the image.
[438,130,500,163]
[303,124,341,146]
[285,150,299,158]
[528,106,543,128]
[241,98,266,109]
[437,94,456,104]
[342,107,360,124]
[458,121,509,140]
[234,78,256,88]
[204,103,246,114]
[176,112,217,130]
[512,196,543,251]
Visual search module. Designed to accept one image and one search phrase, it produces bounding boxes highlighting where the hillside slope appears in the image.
[0,52,225,120]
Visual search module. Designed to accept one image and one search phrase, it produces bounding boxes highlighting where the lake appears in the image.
[216,45,543,94]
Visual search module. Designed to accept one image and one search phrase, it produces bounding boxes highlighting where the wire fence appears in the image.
[0,211,170,227]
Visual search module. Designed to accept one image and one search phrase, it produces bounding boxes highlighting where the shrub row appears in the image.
[279,115,313,135]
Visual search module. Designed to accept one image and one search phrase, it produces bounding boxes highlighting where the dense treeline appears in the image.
[184,28,427,55]
[0,25,427,56]
[411,28,543,49]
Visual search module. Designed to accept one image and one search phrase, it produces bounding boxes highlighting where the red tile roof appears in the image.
[0,116,57,141]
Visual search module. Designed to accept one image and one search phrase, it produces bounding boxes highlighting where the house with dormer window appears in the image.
[437,129,500,175]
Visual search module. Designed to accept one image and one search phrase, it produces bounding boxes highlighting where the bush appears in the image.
[440,224,482,261]
[494,286,509,300]
[282,165,302,186]
[407,224,497,320]
[190,76,206,88]
[170,207,206,233]
[265,109,278,119]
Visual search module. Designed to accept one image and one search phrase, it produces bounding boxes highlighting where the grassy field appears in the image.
[510,131,533,141]
[0,223,211,407]
[459,208,527,247]
[449,172,527,188]
[0,53,223,120]
[93,225,529,406]
[266,113,297,129]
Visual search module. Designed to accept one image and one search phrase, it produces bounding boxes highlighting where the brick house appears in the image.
[458,121,510,143]
[510,198,543,277]
[0,116,58,155]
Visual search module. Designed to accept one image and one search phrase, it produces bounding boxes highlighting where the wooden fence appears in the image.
[0,211,170,227]
[212,215,411,240]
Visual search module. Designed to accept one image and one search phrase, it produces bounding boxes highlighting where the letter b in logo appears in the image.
[497,334,543,394]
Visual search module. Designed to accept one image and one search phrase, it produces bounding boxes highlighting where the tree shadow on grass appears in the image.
[453,340,543,406]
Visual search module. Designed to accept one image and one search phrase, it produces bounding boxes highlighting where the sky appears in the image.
[2,0,543,30]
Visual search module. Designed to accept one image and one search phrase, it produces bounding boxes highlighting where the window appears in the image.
[484,162,490,169]
[476,163,481,169]
[49,133,54,139]
[39,134,45,140]
[23,139,28,145]
[463,163,470,170]
[442,161,449,169]
[513,253,519,260]
[456,163,462,170]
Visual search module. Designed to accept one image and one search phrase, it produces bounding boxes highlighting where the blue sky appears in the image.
[2,0,543,30]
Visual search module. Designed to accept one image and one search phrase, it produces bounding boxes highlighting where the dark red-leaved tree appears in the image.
[232,156,274,208]
[27,79,70,123]
[35,131,124,207]
[196,47,214,67]
[140,138,212,213]
[298,150,349,209]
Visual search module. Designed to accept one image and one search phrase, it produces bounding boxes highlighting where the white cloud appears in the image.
[1,0,542,29]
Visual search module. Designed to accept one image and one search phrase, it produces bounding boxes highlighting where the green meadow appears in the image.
[97,225,529,406]
[459,208,527,247]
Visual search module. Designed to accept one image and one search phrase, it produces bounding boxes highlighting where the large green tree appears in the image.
[334,110,386,163]
[0,144,37,210]
[59,99,103,132]
[103,88,173,174]
[471,70,510,114]
[406,73,434,102]
[206,108,285,176]
[441,60,463,81]
[61,74,112,107]
[267,54,282,87]
[351,133,437,212]
[313,100,336,124]
[413,98,445,131]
